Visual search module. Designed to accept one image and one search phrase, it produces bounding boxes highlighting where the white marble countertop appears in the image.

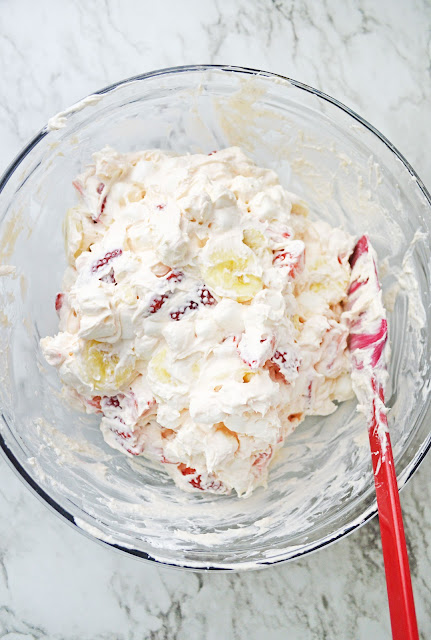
[0,1,430,638]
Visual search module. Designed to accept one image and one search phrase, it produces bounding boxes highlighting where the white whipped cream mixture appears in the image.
[41,146,362,497]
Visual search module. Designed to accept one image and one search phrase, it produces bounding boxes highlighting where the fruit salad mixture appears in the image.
[42,146,358,497]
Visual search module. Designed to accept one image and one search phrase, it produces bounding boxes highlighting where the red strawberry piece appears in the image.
[267,223,293,245]
[273,245,305,278]
[170,309,183,321]
[100,195,107,215]
[88,396,102,410]
[148,293,170,314]
[274,350,300,376]
[199,287,216,306]
[55,293,64,312]
[178,463,226,492]
[178,463,197,476]
[177,468,205,489]
[86,396,103,414]
[103,395,121,408]
[169,285,217,321]
[300,380,314,409]
[252,447,273,472]
[166,270,184,283]
[112,428,141,456]
[114,429,132,440]
[170,300,199,321]
[206,478,226,491]
[208,150,217,155]
[273,350,288,364]
[272,350,300,371]
[265,349,300,384]
[91,249,123,273]
[156,204,166,210]
[235,333,275,370]
[99,268,116,284]
[96,182,105,194]
[190,475,204,489]
[187,299,200,312]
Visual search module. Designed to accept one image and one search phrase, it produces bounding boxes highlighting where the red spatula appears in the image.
[345,235,419,640]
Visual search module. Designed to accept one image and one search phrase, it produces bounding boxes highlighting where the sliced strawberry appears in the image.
[178,463,196,476]
[265,349,301,383]
[55,293,64,312]
[142,271,185,316]
[84,395,103,414]
[114,429,132,440]
[252,446,273,473]
[100,195,107,215]
[88,396,102,410]
[190,476,204,489]
[147,292,170,314]
[267,223,293,245]
[305,380,313,407]
[99,268,117,284]
[166,270,184,283]
[103,395,121,408]
[237,333,275,369]
[273,350,288,365]
[169,284,217,321]
[199,287,216,306]
[111,428,142,456]
[144,291,171,316]
[170,300,199,321]
[177,463,226,492]
[107,421,145,456]
[91,249,123,273]
[273,240,305,278]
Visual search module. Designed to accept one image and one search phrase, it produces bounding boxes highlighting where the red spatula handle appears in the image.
[368,382,419,640]
[348,236,419,639]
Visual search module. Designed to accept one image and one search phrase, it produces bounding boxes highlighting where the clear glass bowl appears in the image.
[0,65,430,570]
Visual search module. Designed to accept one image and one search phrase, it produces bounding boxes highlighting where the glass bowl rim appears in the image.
[0,63,430,571]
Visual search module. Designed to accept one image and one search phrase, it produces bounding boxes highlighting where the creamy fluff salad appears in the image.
[42,146,358,497]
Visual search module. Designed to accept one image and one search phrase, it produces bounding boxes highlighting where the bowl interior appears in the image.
[0,66,430,569]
